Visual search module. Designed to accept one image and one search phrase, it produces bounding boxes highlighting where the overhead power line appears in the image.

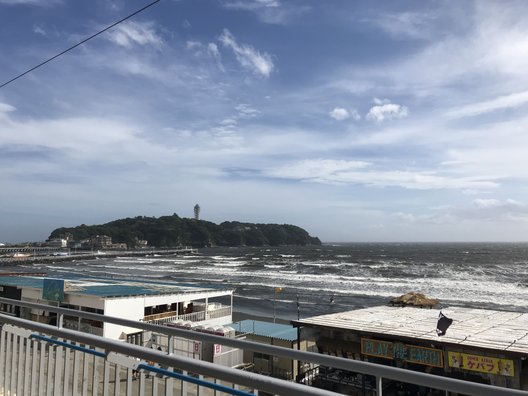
[0,0,162,90]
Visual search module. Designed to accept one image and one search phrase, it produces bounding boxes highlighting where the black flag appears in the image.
[436,311,453,336]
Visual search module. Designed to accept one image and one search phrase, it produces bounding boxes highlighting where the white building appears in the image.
[46,238,67,248]
[0,275,234,341]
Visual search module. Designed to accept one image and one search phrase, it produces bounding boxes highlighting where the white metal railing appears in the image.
[144,305,232,325]
[176,311,206,323]
[207,306,232,320]
[0,297,527,396]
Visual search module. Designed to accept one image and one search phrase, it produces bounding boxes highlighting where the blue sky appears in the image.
[2,0,528,243]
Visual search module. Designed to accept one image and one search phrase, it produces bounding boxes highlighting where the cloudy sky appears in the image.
[2,0,528,243]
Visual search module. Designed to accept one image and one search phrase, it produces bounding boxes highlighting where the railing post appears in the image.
[181,370,188,396]
[377,376,383,396]
[57,313,64,329]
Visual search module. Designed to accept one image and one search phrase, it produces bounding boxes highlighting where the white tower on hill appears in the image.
[194,204,200,220]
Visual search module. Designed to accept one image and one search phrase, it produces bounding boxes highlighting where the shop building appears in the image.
[292,305,528,395]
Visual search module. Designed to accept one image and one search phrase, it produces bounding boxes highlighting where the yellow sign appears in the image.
[448,352,514,377]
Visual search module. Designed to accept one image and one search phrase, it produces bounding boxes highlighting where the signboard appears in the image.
[361,338,393,359]
[42,278,64,302]
[213,344,222,357]
[405,345,443,367]
[361,338,443,368]
[448,352,514,377]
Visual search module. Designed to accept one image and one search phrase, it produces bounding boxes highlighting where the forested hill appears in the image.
[49,214,322,248]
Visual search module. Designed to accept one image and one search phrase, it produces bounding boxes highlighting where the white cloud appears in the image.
[0,103,16,113]
[446,90,528,119]
[362,11,435,40]
[0,0,60,5]
[219,0,307,25]
[186,41,201,51]
[373,97,391,105]
[350,109,361,121]
[329,107,349,121]
[266,159,497,190]
[106,21,162,49]
[267,159,370,181]
[235,103,260,119]
[222,0,280,9]
[208,43,221,60]
[473,198,501,209]
[449,198,528,223]
[208,42,224,71]
[329,107,360,121]
[366,103,408,122]
[472,198,524,212]
[220,118,237,127]
[186,40,224,70]
[32,25,47,35]
[219,29,274,77]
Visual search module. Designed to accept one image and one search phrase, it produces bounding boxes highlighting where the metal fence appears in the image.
[0,297,527,396]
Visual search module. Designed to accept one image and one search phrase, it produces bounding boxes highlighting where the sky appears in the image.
[2,0,528,243]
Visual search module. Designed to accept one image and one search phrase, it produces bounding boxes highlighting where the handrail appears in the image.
[136,364,254,396]
[29,334,107,357]
[1,298,527,395]
[31,332,253,396]
[0,314,337,396]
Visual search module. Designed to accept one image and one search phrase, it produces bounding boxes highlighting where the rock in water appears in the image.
[390,292,438,308]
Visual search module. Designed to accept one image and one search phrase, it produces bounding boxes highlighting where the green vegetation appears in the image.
[49,214,321,248]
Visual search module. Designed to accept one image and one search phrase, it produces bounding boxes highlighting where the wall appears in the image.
[104,297,145,340]
[21,288,104,310]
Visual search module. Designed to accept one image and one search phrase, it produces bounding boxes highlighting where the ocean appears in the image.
[20,243,528,320]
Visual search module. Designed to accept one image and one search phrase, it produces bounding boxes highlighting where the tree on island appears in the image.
[49,214,321,249]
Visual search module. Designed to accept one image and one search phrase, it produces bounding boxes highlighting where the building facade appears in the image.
[0,275,234,341]
[293,305,528,395]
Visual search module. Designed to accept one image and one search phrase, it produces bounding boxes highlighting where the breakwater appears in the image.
[0,248,194,266]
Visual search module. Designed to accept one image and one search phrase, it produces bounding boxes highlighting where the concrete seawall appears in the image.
[0,248,194,266]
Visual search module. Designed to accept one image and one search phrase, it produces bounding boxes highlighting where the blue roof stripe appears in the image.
[0,275,228,298]
[230,320,298,342]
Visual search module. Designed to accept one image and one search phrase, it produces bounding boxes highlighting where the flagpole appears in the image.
[273,287,283,323]
[296,294,301,383]
[273,288,277,323]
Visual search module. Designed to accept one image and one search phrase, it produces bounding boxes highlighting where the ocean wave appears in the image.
[213,261,246,267]
[209,256,243,261]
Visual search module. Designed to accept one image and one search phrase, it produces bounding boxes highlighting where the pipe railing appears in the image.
[0,314,337,396]
[1,297,527,395]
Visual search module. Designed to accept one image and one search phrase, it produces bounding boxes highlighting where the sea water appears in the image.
[23,242,528,320]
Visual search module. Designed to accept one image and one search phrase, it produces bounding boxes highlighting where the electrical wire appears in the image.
[0,0,162,90]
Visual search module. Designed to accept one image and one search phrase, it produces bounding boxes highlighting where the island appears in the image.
[48,214,321,249]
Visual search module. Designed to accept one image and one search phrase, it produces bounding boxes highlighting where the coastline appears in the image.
[0,248,193,266]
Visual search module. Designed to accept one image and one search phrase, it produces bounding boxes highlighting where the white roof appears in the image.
[296,306,528,355]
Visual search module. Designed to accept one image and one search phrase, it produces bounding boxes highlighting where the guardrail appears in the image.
[0,297,527,396]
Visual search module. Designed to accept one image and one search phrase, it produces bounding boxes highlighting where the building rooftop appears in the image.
[293,306,528,355]
[0,275,232,299]
[230,319,298,342]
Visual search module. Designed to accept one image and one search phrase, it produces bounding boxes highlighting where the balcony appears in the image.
[143,303,232,325]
